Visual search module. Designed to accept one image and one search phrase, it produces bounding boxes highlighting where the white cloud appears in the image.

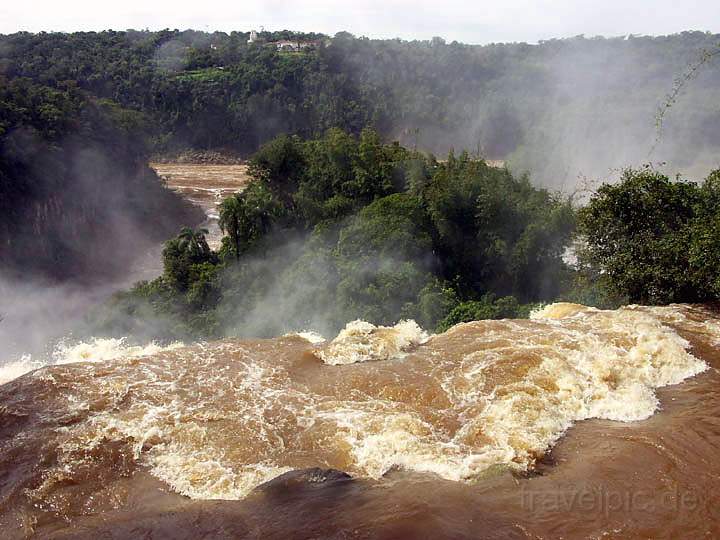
[2,0,719,43]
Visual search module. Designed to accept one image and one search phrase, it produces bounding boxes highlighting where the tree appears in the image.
[102,129,579,341]
[425,154,574,300]
[218,197,243,261]
[248,134,305,204]
[218,183,283,260]
[577,167,704,304]
[163,228,215,291]
[437,294,534,333]
[177,227,212,259]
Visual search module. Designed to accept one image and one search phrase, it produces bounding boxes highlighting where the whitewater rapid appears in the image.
[5,303,720,538]
[0,338,184,385]
[1,304,712,503]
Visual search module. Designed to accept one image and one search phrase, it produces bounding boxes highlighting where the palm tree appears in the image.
[177,227,210,260]
[177,227,195,250]
[219,196,244,261]
[219,185,281,261]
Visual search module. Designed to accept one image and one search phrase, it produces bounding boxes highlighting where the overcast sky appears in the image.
[2,0,719,44]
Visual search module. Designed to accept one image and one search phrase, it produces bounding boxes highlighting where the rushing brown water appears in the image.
[121,163,249,281]
[150,163,250,248]
[1,303,720,539]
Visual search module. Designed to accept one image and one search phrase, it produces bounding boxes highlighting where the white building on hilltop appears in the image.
[273,39,322,52]
[248,30,258,44]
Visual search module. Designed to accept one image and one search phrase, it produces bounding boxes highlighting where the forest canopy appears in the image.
[0,77,202,280]
[577,167,720,305]
[1,29,719,185]
[96,129,576,340]
[2,29,720,340]
[96,129,720,342]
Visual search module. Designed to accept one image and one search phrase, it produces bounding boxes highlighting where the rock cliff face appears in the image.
[0,88,204,282]
[0,145,203,282]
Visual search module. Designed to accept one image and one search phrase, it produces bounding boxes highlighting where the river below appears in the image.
[1,304,719,538]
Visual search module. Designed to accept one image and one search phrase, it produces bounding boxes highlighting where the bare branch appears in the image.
[651,44,720,156]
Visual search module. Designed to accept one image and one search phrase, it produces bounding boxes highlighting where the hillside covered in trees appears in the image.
[0,77,203,281]
[96,128,575,340]
[96,126,720,343]
[1,28,719,338]
[1,29,719,186]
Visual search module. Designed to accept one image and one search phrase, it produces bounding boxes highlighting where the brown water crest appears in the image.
[1,304,720,538]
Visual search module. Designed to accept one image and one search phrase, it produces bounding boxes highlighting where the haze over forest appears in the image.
[2,29,719,188]
[4,7,720,537]
[1,27,719,348]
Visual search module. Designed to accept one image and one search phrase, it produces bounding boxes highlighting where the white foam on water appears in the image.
[30,304,714,501]
[315,305,709,483]
[0,355,44,385]
[150,452,293,500]
[0,338,184,385]
[54,338,184,364]
[530,302,593,320]
[284,331,327,344]
[318,319,429,365]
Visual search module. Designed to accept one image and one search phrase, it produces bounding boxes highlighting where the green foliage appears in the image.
[218,183,284,260]
[96,228,221,340]
[4,30,718,183]
[108,129,577,340]
[333,193,437,324]
[578,166,720,304]
[425,153,575,301]
[249,127,418,227]
[412,280,460,330]
[163,227,217,291]
[335,261,432,325]
[688,170,720,297]
[173,67,230,83]
[336,193,433,261]
[0,77,202,280]
[437,294,536,333]
[248,134,305,203]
